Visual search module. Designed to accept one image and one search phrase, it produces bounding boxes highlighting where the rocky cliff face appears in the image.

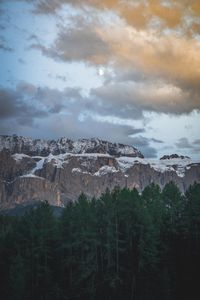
[0,135,200,210]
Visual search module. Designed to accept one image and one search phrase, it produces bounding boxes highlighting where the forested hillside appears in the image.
[0,182,200,300]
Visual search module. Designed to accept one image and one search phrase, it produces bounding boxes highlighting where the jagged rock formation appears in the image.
[160,154,190,160]
[0,135,200,210]
[0,135,143,157]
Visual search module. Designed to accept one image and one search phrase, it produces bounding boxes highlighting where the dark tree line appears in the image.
[0,182,200,300]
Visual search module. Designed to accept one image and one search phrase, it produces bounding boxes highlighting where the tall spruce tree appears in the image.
[0,183,200,300]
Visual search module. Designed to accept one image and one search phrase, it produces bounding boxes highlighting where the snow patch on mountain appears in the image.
[117,157,148,171]
[45,153,69,169]
[72,168,91,175]
[32,158,45,173]
[71,165,119,176]
[94,166,119,176]
[12,153,31,161]
[20,174,44,179]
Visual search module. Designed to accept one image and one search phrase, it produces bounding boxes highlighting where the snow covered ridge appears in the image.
[11,151,200,178]
[3,135,200,179]
[148,157,200,177]
[160,154,190,160]
[117,156,200,177]
[0,135,143,158]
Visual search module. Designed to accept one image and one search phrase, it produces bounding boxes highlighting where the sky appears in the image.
[0,0,200,158]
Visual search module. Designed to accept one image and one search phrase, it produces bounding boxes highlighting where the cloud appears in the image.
[31,20,111,65]
[175,137,200,155]
[151,138,164,144]
[175,138,193,149]
[91,81,199,115]
[41,113,152,156]
[27,4,200,115]
[90,83,143,119]
[100,24,200,92]
[2,0,200,37]
[0,85,46,123]
[79,111,145,135]
[0,82,147,153]
[128,135,158,158]
[0,82,81,131]
[0,0,199,159]
[21,1,200,37]
[0,36,12,52]
[0,43,12,52]
[193,147,200,154]
[193,139,200,145]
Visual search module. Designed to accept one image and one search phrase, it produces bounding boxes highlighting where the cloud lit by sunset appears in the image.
[0,0,200,158]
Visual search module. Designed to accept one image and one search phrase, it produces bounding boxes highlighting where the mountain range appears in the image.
[0,134,200,211]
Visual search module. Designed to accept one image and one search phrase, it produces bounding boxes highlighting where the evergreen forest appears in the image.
[0,182,200,300]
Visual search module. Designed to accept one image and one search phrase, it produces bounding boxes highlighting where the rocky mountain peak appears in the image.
[160,154,191,160]
[0,135,144,158]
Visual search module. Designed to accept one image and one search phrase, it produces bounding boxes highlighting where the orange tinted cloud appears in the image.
[31,0,200,112]
[97,24,200,86]
[33,1,200,33]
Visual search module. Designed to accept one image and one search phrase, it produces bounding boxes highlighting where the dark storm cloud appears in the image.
[175,137,200,156]
[129,136,158,158]
[90,84,143,120]
[141,147,157,158]
[151,138,164,144]
[129,136,150,148]
[0,86,46,122]
[0,83,81,132]
[35,85,81,111]
[193,139,200,145]
[175,138,193,149]
[192,147,200,154]
[123,127,145,136]
[0,81,141,126]
[0,89,20,118]
[0,82,148,155]
[90,82,196,116]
